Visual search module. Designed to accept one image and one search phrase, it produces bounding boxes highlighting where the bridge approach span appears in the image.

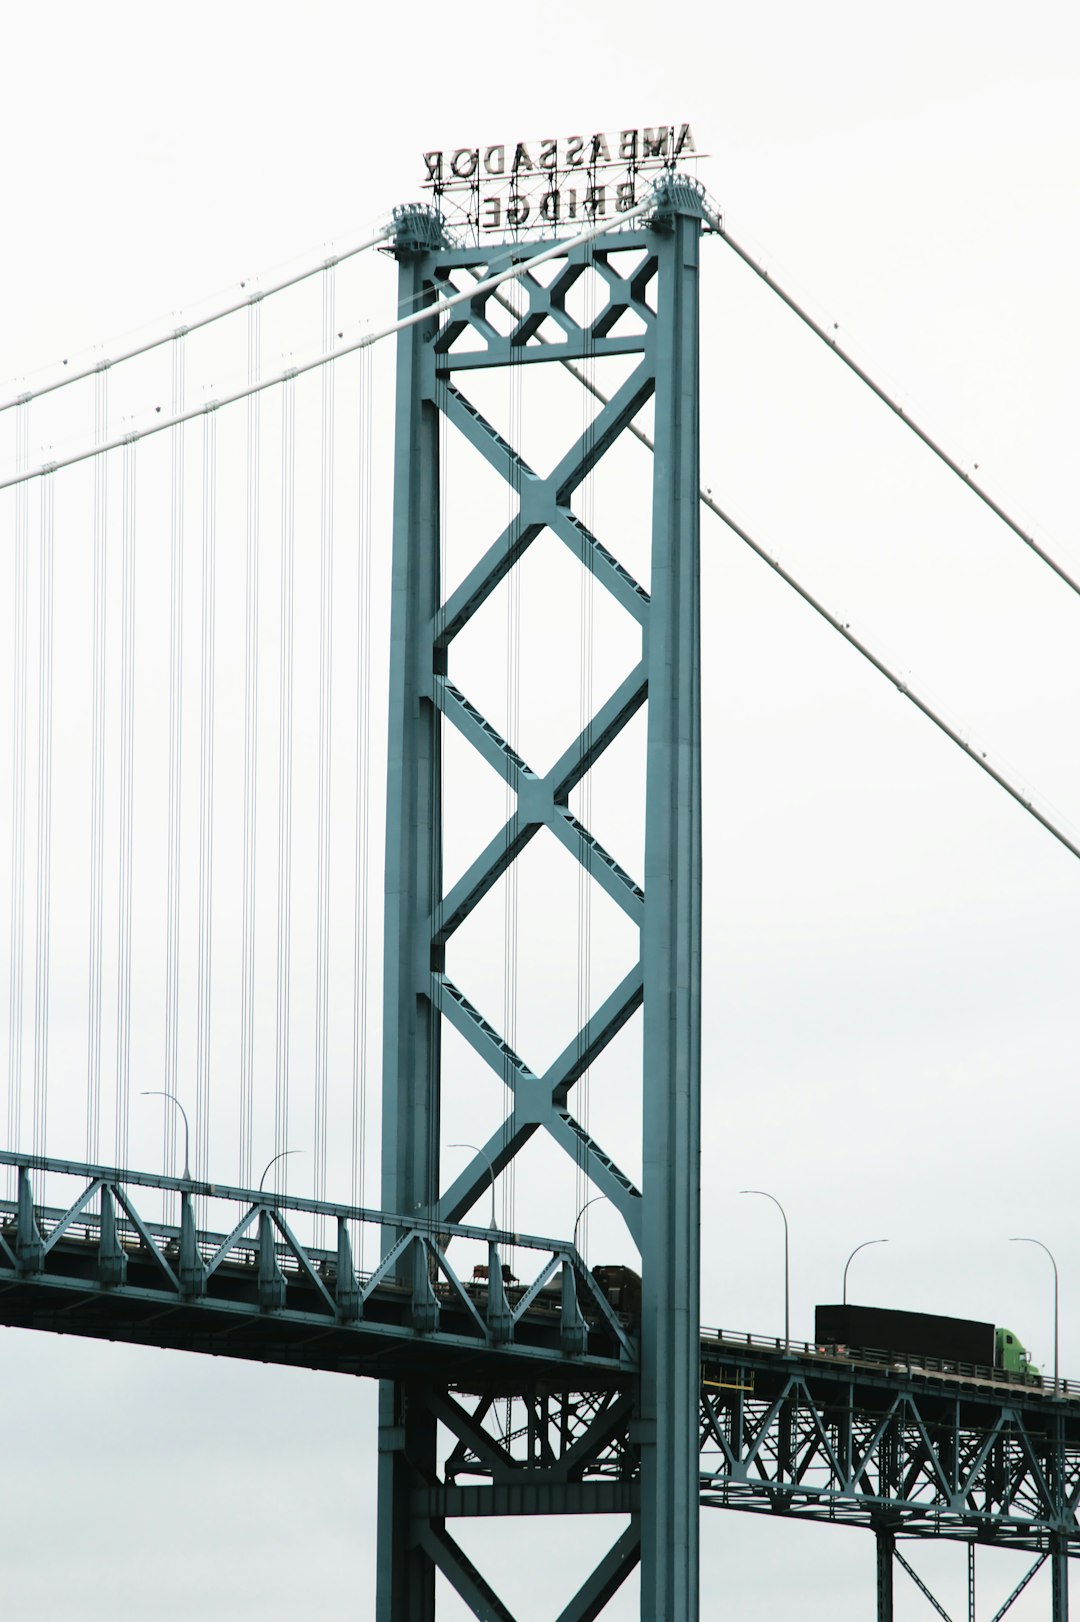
[3,1150,1080,1575]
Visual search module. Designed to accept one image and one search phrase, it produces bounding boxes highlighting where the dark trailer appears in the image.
[816,1303,996,1368]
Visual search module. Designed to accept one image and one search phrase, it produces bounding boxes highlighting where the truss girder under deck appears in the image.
[699,1339,1080,1574]
[0,1152,632,1382]
[379,189,706,1619]
[4,1154,1079,1609]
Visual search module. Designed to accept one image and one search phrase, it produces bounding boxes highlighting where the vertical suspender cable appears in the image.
[425,270,441,1238]
[32,472,55,1161]
[314,268,336,1245]
[7,402,30,1180]
[195,409,217,1185]
[114,441,136,1167]
[274,378,297,1195]
[86,369,109,1162]
[575,254,597,1255]
[352,349,373,1264]
[239,300,262,1189]
[164,336,186,1201]
[433,292,449,1235]
[503,275,523,1242]
[438,314,448,1228]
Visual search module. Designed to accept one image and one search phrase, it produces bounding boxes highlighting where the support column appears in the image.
[1053,1533,1069,1622]
[377,1382,438,1621]
[376,185,706,1621]
[875,1528,894,1622]
[377,215,445,1622]
[639,194,703,1622]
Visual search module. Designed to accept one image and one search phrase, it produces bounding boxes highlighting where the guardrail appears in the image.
[700,1326,1080,1400]
[0,1149,636,1366]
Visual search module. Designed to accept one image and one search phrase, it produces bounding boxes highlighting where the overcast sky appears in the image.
[1,2,1079,1617]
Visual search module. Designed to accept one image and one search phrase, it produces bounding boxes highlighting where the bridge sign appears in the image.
[420,123,703,235]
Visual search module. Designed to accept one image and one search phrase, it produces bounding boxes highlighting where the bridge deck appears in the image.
[0,1151,634,1387]
[700,1334,1080,1552]
[5,1151,1080,1553]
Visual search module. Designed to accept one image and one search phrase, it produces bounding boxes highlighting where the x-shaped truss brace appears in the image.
[428,334,657,1243]
[700,1378,1080,1531]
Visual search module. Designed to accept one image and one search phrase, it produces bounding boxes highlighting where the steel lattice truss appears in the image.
[422,232,661,1242]
[8,1140,1080,1611]
[380,191,706,1618]
[0,1151,632,1381]
[699,1343,1080,1556]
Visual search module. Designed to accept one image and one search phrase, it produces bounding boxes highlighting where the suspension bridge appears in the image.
[1,163,1078,1620]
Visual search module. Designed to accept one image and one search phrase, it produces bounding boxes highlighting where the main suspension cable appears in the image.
[703,495,1080,862]
[0,197,657,494]
[0,224,394,416]
[483,276,1080,867]
[713,221,1080,601]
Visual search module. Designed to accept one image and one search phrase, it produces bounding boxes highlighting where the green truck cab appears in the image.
[995,1325,1039,1379]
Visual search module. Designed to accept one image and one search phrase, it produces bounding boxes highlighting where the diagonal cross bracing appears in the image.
[697,1336,1080,1560]
[380,190,705,1620]
[0,1150,636,1378]
[433,366,654,646]
[414,255,658,1233]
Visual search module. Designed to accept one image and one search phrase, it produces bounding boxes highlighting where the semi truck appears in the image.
[815,1303,1038,1379]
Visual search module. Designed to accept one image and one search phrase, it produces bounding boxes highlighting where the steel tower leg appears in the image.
[377,226,444,1622]
[377,188,705,1620]
[638,197,703,1622]
[875,1529,894,1622]
[1053,1533,1069,1622]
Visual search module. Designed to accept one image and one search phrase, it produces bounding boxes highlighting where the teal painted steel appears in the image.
[700,1334,1080,1561]
[378,215,448,1622]
[876,1529,894,1622]
[5,1151,1080,1611]
[377,181,705,1618]
[1055,1534,1071,1620]
[0,1150,632,1380]
[639,195,703,1622]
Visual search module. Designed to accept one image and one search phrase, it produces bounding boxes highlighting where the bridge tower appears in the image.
[378,180,706,1619]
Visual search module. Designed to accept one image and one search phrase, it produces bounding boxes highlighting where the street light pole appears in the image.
[141,1090,192,1181]
[449,1141,498,1228]
[842,1238,889,1305]
[258,1149,303,1196]
[740,1189,790,1349]
[573,1195,605,1255]
[1010,1236,1059,1394]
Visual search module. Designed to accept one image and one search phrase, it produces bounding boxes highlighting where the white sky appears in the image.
[1,1,1079,1617]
